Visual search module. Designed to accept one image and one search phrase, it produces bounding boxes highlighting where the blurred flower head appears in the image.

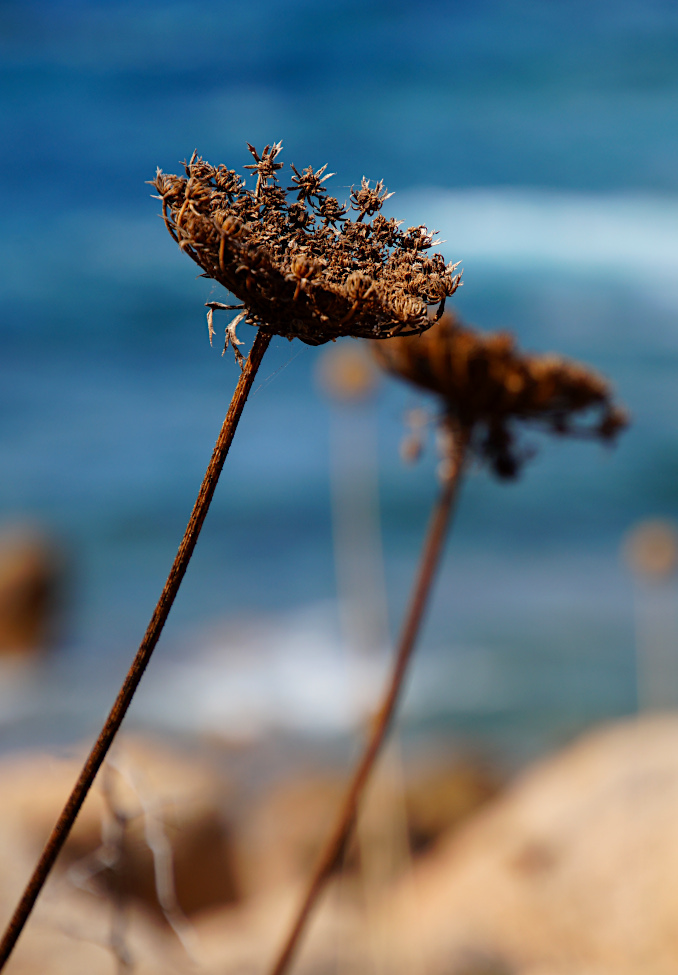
[372,313,628,478]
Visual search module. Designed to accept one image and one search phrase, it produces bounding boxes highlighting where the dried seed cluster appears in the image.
[152,143,462,347]
[372,313,628,478]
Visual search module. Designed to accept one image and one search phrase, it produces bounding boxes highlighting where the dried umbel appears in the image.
[152,144,462,347]
[372,313,628,478]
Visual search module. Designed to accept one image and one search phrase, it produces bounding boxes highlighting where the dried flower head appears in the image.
[372,312,628,478]
[152,145,462,348]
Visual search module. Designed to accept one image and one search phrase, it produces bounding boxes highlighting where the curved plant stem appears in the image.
[0,329,272,971]
[269,421,470,975]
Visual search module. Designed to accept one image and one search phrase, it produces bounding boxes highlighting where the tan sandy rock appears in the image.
[234,772,352,897]
[236,756,499,900]
[0,733,241,975]
[0,741,375,975]
[404,760,501,855]
[383,715,678,975]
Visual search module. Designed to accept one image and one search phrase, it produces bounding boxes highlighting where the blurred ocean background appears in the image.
[1,0,678,761]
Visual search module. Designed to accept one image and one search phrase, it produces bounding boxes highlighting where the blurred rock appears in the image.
[0,735,239,928]
[9,717,678,974]
[405,760,501,854]
[235,772,350,897]
[0,739,370,975]
[235,757,499,899]
[190,754,505,975]
[0,524,67,655]
[384,715,678,975]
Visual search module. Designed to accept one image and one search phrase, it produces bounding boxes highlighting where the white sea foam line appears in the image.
[395,189,678,277]
[136,635,508,737]
[6,192,678,289]
[7,192,678,311]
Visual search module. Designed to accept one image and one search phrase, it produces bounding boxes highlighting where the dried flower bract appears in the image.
[372,313,628,478]
[152,145,462,347]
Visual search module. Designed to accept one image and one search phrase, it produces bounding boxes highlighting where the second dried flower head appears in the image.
[373,313,628,478]
[152,143,462,349]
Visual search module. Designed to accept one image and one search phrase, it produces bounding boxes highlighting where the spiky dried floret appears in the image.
[372,313,628,478]
[152,145,462,346]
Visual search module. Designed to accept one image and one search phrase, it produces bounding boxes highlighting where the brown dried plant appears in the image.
[373,311,627,478]
[0,143,463,972]
[269,314,627,975]
[153,143,461,355]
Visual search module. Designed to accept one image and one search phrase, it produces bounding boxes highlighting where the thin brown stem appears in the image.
[269,421,470,975]
[0,329,272,971]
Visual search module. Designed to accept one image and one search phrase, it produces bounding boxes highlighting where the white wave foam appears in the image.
[395,188,678,278]
[6,191,678,311]
[136,604,386,738]
[134,603,507,739]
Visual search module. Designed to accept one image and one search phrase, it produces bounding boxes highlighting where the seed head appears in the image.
[151,144,462,347]
[372,312,628,478]
[288,163,335,203]
[350,177,394,222]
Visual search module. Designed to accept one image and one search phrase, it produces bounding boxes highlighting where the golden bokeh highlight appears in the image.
[623,520,678,580]
[316,343,380,404]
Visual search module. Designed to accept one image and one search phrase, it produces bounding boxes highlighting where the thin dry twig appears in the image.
[65,757,201,966]
[0,329,272,971]
[59,765,134,972]
[100,769,135,975]
[269,422,470,975]
[130,772,201,960]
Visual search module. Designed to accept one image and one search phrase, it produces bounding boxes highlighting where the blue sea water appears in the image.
[2,0,678,759]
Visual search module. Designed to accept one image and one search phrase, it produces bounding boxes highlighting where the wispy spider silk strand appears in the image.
[0,329,273,972]
[269,420,471,975]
